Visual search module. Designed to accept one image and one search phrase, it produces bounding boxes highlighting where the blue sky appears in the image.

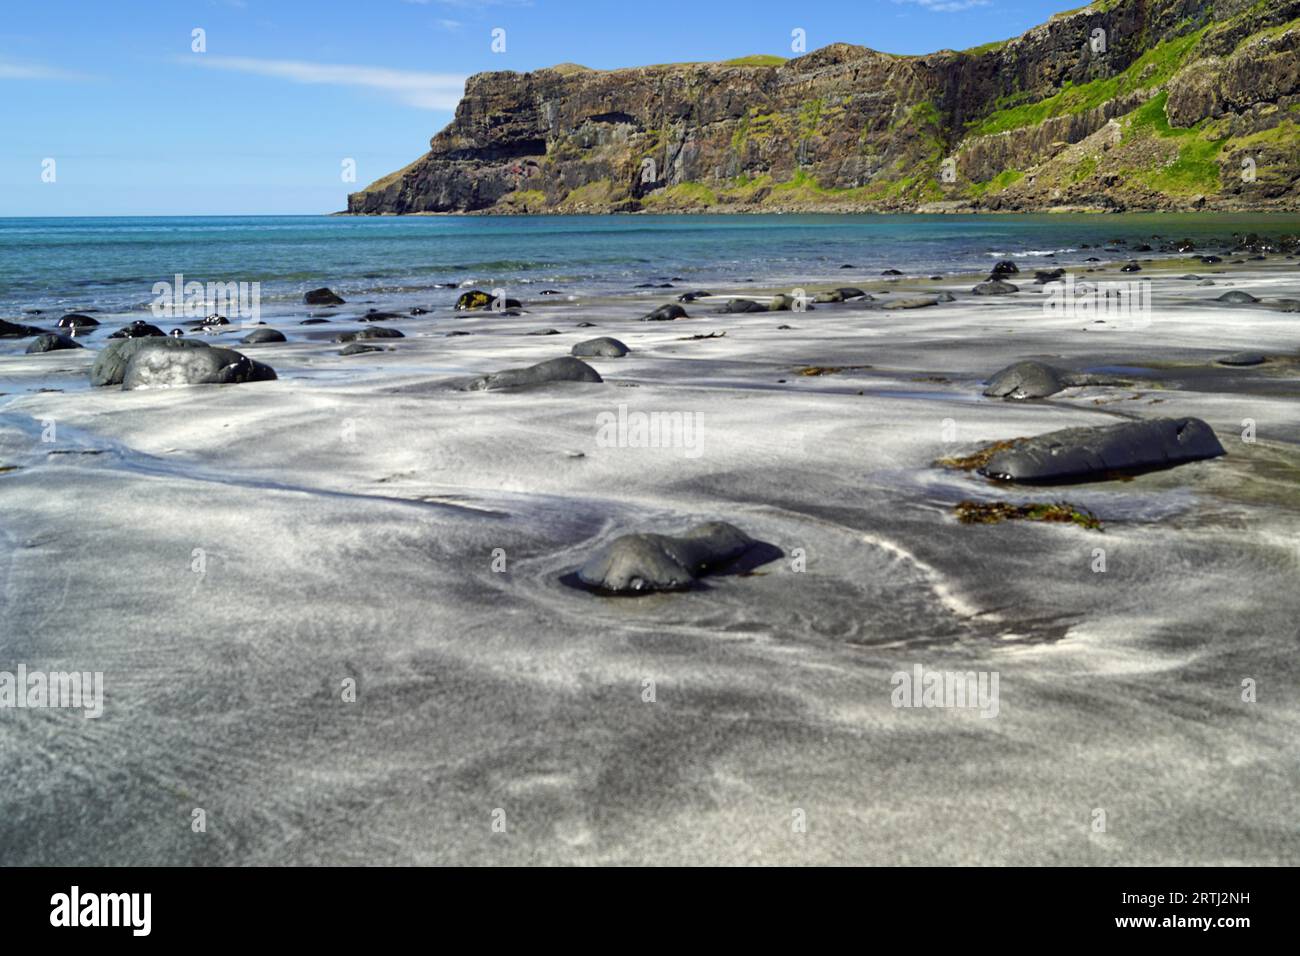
[0,0,1076,216]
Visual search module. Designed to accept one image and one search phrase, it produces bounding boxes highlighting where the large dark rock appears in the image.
[57,313,99,329]
[0,319,47,338]
[26,333,83,354]
[336,327,405,343]
[990,260,1020,277]
[108,320,165,339]
[979,417,1225,483]
[91,337,210,387]
[972,280,1019,295]
[122,345,276,390]
[576,521,755,594]
[981,360,1123,399]
[1216,290,1259,304]
[883,295,940,310]
[461,356,602,391]
[240,327,287,344]
[714,299,768,314]
[571,336,629,357]
[304,288,345,306]
[642,303,688,322]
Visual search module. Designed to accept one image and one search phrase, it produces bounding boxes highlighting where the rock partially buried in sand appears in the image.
[642,303,687,322]
[0,319,48,338]
[108,320,165,339]
[122,345,276,390]
[462,356,602,391]
[576,521,755,594]
[983,361,1070,399]
[304,287,345,306]
[26,333,83,354]
[340,342,384,355]
[714,299,767,314]
[91,337,211,387]
[1216,352,1266,366]
[972,280,1019,295]
[979,417,1225,483]
[571,336,629,357]
[240,327,286,344]
[981,360,1123,399]
[337,326,404,343]
[1216,290,1259,304]
[883,295,940,310]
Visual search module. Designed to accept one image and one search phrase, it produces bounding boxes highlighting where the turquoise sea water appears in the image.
[2,213,1298,317]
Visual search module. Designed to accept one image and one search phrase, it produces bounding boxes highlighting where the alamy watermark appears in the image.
[595,404,703,458]
[151,273,261,327]
[1042,274,1151,329]
[891,664,1000,718]
[0,665,103,718]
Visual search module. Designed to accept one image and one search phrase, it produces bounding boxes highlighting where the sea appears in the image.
[2,213,1299,321]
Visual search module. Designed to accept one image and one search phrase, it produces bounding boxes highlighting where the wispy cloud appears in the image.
[894,0,991,11]
[181,55,466,109]
[0,58,89,80]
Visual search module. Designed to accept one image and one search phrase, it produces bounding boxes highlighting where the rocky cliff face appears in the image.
[347,0,1300,214]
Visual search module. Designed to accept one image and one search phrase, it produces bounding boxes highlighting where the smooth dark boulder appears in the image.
[527,328,560,336]
[336,326,404,343]
[571,336,629,358]
[340,342,384,355]
[1034,269,1066,283]
[0,319,47,338]
[122,345,275,390]
[576,521,756,594]
[108,320,165,339]
[360,311,403,322]
[972,280,1019,295]
[461,356,602,391]
[1120,262,1142,273]
[240,327,286,344]
[304,288,345,306]
[1216,291,1259,304]
[883,295,940,310]
[1216,352,1266,366]
[642,303,687,322]
[26,333,83,354]
[881,269,904,276]
[980,417,1225,483]
[984,361,1067,399]
[714,299,767,314]
[91,337,211,387]
[300,317,330,325]
[57,313,99,329]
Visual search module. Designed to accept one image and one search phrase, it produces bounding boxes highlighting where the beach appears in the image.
[3,225,1300,864]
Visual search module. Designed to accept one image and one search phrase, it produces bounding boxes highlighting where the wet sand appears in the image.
[2,259,1299,864]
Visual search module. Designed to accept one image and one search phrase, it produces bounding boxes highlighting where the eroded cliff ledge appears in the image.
[347,0,1300,214]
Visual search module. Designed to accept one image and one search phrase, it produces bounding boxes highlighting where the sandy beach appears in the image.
[3,257,1300,865]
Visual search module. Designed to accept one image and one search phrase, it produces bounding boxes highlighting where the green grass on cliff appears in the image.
[1122,91,1227,196]
[721,55,786,67]
[966,27,1208,137]
[968,169,1025,198]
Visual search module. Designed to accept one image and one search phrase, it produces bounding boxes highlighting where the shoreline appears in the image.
[4,253,1300,864]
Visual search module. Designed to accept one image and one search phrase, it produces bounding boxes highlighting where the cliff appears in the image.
[346,0,1300,214]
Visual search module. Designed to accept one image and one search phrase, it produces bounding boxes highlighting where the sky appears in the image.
[0,0,1079,216]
